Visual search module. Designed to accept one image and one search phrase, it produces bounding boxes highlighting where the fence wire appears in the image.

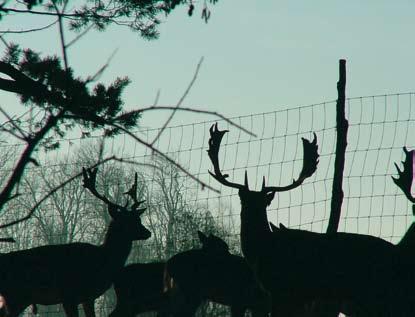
[0,92,414,316]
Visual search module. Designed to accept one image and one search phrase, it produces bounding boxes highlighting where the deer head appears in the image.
[198,231,229,254]
[82,167,151,241]
[207,123,319,211]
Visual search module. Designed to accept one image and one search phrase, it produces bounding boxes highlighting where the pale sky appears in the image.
[2,1,415,129]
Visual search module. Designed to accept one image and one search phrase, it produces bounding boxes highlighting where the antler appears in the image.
[82,168,146,216]
[82,168,113,205]
[123,173,146,215]
[392,147,415,204]
[263,133,319,192]
[207,123,245,190]
[208,123,319,193]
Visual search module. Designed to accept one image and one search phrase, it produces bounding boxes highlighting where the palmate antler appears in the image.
[207,123,319,193]
[392,147,415,207]
[82,168,146,217]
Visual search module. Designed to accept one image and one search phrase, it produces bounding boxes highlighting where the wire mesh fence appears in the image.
[0,92,414,316]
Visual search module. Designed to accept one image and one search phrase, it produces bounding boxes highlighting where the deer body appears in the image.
[110,262,169,317]
[207,124,415,316]
[165,231,270,317]
[0,227,133,307]
[0,168,151,317]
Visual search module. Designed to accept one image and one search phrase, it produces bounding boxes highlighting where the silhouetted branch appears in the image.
[0,106,29,141]
[52,3,69,70]
[0,7,82,17]
[66,24,94,48]
[0,20,58,34]
[65,109,221,192]
[129,106,256,137]
[151,57,204,145]
[109,121,220,193]
[86,48,118,83]
[327,59,348,234]
[0,111,64,213]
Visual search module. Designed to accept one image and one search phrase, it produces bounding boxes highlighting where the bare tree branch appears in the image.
[151,57,204,145]
[86,48,118,83]
[65,24,94,48]
[0,20,58,34]
[114,122,220,193]
[0,105,29,141]
[52,3,69,70]
[0,7,82,17]
[0,110,64,213]
[134,106,256,137]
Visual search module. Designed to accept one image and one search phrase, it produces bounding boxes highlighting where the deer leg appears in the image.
[82,301,96,317]
[62,303,79,317]
[6,303,28,317]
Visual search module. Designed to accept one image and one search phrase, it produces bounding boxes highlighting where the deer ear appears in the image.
[197,231,208,244]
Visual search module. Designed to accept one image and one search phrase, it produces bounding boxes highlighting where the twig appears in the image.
[0,105,29,140]
[109,121,220,193]
[65,24,94,48]
[0,20,58,34]
[151,57,204,145]
[130,106,256,137]
[153,89,161,106]
[55,6,69,70]
[86,48,118,83]
[0,35,10,48]
[0,6,81,17]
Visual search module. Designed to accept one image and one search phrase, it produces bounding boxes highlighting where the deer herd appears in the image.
[0,123,413,317]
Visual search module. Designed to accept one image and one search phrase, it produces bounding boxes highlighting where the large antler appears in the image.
[263,133,319,192]
[123,172,146,215]
[82,168,146,216]
[82,168,112,205]
[392,147,415,204]
[207,123,245,190]
[207,123,319,193]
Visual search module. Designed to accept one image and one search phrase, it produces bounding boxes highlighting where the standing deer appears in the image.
[207,123,408,316]
[110,230,269,317]
[164,230,270,317]
[0,167,151,317]
[109,261,170,317]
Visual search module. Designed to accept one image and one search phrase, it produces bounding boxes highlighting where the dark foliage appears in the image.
[1,0,220,40]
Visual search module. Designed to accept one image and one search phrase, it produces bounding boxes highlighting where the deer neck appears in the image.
[101,222,133,269]
[399,222,415,249]
[240,202,271,265]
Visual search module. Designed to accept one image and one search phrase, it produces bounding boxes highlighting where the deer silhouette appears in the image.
[164,230,270,317]
[109,261,171,317]
[207,123,410,317]
[110,230,269,317]
[0,167,151,317]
